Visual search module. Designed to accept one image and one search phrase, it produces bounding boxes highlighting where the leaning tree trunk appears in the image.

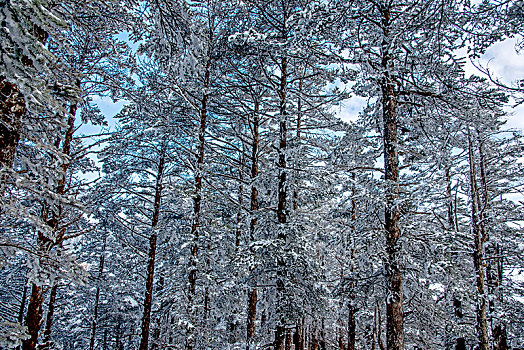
[138,152,165,350]
[380,6,404,350]
[467,131,490,350]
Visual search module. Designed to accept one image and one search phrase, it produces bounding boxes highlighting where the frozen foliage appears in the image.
[1,0,524,350]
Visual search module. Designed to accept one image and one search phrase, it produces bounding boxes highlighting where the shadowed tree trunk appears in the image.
[187,53,212,350]
[41,284,58,348]
[246,99,260,349]
[138,151,165,350]
[0,78,24,169]
[89,241,106,350]
[274,52,288,350]
[23,103,77,350]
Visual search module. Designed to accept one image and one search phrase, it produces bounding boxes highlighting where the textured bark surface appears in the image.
[22,105,77,350]
[467,133,490,350]
[22,284,44,350]
[380,6,404,350]
[138,153,165,350]
[348,305,356,350]
[274,53,288,350]
[187,56,212,350]
[246,100,260,348]
[89,250,105,350]
[41,284,58,348]
[0,77,24,168]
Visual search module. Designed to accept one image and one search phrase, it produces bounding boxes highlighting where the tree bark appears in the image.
[89,246,105,350]
[0,77,24,169]
[467,131,490,350]
[379,5,404,350]
[22,284,45,350]
[138,152,165,350]
[246,99,260,349]
[274,52,288,350]
[348,304,356,350]
[187,54,212,350]
[22,103,77,350]
[41,284,58,348]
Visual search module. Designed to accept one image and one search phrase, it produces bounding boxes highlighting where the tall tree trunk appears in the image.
[380,6,404,350]
[89,244,106,350]
[187,55,212,350]
[138,152,165,350]
[41,284,58,348]
[467,131,490,350]
[275,53,288,350]
[246,100,260,349]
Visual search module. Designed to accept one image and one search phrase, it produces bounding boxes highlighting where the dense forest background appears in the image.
[1,0,524,349]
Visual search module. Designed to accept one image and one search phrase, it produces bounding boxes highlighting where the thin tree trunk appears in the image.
[138,152,165,350]
[236,144,245,248]
[380,6,404,350]
[445,166,457,231]
[89,245,105,350]
[467,131,490,350]
[187,54,212,350]
[294,318,304,350]
[275,52,288,350]
[18,283,28,324]
[246,100,260,349]
[347,304,356,350]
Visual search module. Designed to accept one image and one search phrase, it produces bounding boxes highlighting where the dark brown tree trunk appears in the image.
[380,6,404,350]
[285,329,292,350]
[246,287,258,347]
[246,100,260,349]
[41,284,58,348]
[274,47,288,350]
[22,284,45,350]
[22,103,77,350]
[236,146,245,248]
[455,337,466,350]
[294,319,304,350]
[0,78,24,169]
[493,325,508,350]
[187,55,212,350]
[348,304,356,350]
[89,248,105,350]
[138,152,165,350]
[467,131,490,350]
